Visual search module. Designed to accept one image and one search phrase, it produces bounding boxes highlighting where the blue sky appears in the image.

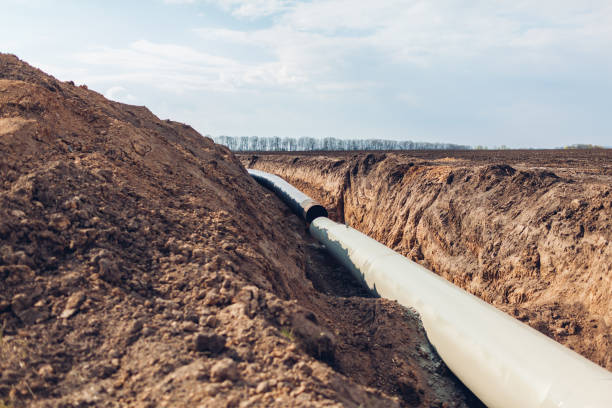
[2,0,611,148]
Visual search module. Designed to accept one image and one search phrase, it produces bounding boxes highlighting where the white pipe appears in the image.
[310,217,612,408]
[247,168,612,407]
[248,169,327,222]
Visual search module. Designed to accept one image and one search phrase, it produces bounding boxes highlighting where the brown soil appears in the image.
[242,150,612,371]
[0,54,480,407]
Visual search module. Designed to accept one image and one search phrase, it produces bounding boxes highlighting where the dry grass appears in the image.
[279,327,295,342]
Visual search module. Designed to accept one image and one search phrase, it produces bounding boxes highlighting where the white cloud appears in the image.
[206,0,296,18]
[396,92,420,108]
[74,40,313,93]
[104,86,138,104]
[204,0,612,68]
[163,0,196,4]
[75,1,612,100]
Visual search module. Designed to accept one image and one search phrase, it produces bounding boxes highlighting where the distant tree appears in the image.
[248,136,259,151]
[239,136,249,151]
[213,135,472,151]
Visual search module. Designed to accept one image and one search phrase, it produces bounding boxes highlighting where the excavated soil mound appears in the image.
[243,151,612,371]
[0,54,479,407]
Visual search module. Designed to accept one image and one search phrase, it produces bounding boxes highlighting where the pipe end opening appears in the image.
[305,205,328,223]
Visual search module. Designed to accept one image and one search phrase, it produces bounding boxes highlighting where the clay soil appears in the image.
[0,54,484,407]
[242,149,612,371]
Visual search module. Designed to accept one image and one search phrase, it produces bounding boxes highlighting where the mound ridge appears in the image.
[0,55,476,407]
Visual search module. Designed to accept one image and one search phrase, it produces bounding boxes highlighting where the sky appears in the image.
[1,0,611,148]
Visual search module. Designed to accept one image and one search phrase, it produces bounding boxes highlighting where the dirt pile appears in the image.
[0,54,478,407]
[243,151,612,371]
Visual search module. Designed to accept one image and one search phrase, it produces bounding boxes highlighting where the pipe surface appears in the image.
[310,217,612,408]
[248,169,328,223]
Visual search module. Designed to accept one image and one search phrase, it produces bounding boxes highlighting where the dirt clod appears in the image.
[194,332,226,354]
[210,358,239,382]
[10,293,32,313]
[60,291,85,318]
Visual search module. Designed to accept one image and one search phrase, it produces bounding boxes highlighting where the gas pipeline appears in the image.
[248,168,612,408]
[248,169,328,223]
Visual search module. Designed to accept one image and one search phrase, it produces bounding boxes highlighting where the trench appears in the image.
[247,165,612,408]
[240,152,612,372]
[258,178,486,408]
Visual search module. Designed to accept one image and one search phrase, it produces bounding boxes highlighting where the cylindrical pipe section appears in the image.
[248,169,328,223]
[310,217,612,408]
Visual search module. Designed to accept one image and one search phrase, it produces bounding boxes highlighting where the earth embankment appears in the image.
[242,151,612,371]
[1,54,480,407]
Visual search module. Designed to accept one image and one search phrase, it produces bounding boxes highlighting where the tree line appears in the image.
[212,135,471,151]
